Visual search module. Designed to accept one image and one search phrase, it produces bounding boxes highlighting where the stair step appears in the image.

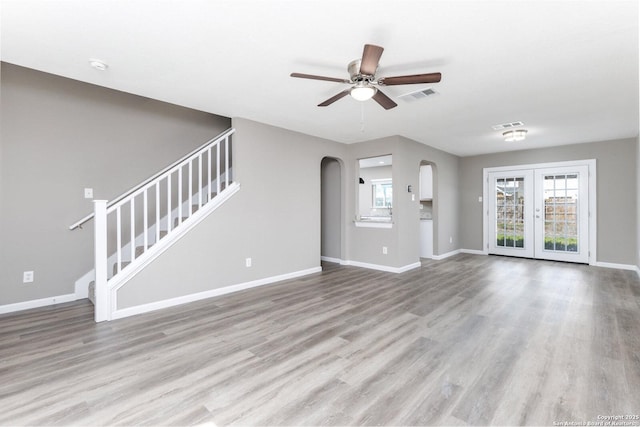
[110,231,170,277]
[88,281,95,305]
[173,205,201,227]
[108,195,220,278]
[113,261,131,276]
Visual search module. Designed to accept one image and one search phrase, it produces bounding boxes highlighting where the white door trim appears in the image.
[482,159,597,265]
[487,170,534,258]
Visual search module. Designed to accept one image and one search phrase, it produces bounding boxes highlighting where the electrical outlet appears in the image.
[245,257,252,267]
[382,246,388,255]
[84,188,93,199]
[478,196,483,202]
[23,271,34,283]
[449,236,453,244]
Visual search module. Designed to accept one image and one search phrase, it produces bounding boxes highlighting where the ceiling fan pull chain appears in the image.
[360,103,365,133]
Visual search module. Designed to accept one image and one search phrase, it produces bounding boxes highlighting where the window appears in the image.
[372,179,392,207]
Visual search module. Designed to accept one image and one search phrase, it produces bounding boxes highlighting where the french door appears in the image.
[487,163,591,263]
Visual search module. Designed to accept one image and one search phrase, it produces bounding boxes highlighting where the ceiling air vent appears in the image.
[399,88,438,102]
[491,121,524,130]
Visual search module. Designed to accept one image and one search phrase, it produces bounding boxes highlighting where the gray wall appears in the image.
[397,136,460,260]
[321,157,342,260]
[637,136,640,270]
[459,138,638,265]
[344,135,460,268]
[0,62,231,305]
[118,123,462,308]
[118,118,347,308]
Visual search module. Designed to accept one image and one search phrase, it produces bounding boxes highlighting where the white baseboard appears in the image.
[593,261,639,271]
[111,266,322,320]
[0,293,78,315]
[460,249,488,256]
[432,249,461,260]
[342,260,421,273]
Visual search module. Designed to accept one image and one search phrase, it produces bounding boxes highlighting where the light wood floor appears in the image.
[1,254,639,426]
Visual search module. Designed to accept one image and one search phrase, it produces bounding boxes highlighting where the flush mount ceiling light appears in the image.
[350,83,377,101]
[503,129,528,142]
[89,59,108,71]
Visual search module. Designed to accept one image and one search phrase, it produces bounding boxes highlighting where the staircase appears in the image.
[70,128,240,322]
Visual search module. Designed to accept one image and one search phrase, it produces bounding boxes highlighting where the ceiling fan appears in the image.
[291,44,442,110]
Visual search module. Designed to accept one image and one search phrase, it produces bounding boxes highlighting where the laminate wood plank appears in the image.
[1,254,639,426]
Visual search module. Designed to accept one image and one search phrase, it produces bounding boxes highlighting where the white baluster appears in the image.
[207,147,212,202]
[130,198,135,262]
[217,142,221,195]
[155,182,160,243]
[225,135,230,187]
[198,153,203,208]
[178,166,183,227]
[116,206,122,274]
[143,190,148,251]
[167,174,172,232]
[188,160,193,216]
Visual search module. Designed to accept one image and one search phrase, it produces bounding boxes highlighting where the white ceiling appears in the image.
[1,0,638,156]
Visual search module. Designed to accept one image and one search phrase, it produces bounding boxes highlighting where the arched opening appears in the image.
[321,157,343,264]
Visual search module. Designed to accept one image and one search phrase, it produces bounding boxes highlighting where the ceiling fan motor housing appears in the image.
[348,59,374,83]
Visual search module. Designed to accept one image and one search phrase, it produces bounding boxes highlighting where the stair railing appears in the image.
[84,128,234,321]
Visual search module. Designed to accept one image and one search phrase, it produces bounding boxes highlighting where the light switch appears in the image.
[84,188,94,199]
[23,271,34,283]
[478,196,483,202]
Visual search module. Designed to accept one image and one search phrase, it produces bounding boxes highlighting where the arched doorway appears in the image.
[321,157,343,264]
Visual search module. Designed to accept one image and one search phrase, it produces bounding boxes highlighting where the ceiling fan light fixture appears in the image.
[350,84,377,101]
[503,129,528,142]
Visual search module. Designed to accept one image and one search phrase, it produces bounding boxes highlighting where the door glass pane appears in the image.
[542,173,579,253]
[495,176,525,248]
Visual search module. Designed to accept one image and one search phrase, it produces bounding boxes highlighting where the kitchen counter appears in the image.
[355,217,393,229]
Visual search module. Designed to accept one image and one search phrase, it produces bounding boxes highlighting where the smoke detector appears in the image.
[89,59,108,71]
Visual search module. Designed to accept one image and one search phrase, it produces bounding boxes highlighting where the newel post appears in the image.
[93,200,109,322]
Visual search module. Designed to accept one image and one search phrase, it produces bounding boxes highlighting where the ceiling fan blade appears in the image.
[372,89,397,110]
[291,73,350,83]
[378,72,442,86]
[318,90,350,107]
[359,44,384,75]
